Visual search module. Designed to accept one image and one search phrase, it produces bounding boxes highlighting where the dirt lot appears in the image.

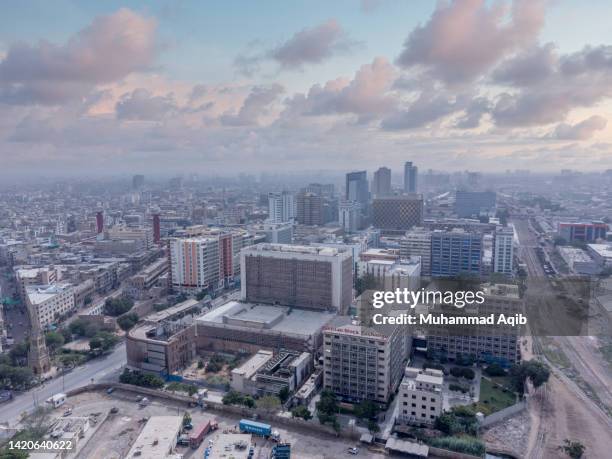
[59,390,388,459]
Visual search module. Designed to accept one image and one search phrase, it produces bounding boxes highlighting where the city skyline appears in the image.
[1,0,612,177]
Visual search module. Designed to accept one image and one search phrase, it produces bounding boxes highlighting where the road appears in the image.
[0,343,126,427]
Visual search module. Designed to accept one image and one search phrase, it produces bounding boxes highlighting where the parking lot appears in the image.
[54,390,389,459]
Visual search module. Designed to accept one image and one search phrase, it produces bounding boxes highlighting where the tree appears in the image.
[355,273,381,295]
[119,369,164,389]
[44,331,64,353]
[278,386,290,403]
[354,400,379,420]
[291,405,312,421]
[195,290,208,301]
[435,413,461,435]
[257,395,281,413]
[117,313,139,331]
[367,419,380,433]
[484,364,506,377]
[559,439,585,459]
[510,360,550,393]
[183,412,192,427]
[103,297,134,317]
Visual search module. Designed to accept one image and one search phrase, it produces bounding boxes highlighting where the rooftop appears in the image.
[26,283,72,304]
[232,350,274,379]
[242,243,348,257]
[125,416,182,459]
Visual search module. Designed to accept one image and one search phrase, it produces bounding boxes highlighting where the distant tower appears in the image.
[27,302,50,376]
[404,162,418,193]
[96,211,104,234]
[153,214,161,244]
[132,174,145,190]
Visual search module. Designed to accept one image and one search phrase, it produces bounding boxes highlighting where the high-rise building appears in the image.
[404,162,418,193]
[372,167,392,197]
[240,243,353,314]
[323,317,408,404]
[454,191,497,218]
[153,214,161,244]
[339,200,361,233]
[297,192,324,226]
[398,367,444,426]
[268,191,296,223]
[494,227,514,275]
[400,228,432,276]
[169,237,221,292]
[372,196,423,235]
[304,183,334,198]
[430,229,483,277]
[132,174,145,189]
[345,171,369,208]
[96,211,104,234]
[558,221,608,243]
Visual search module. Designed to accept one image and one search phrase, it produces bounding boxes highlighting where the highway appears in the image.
[0,343,126,427]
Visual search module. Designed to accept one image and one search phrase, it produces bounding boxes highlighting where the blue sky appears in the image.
[1,0,612,175]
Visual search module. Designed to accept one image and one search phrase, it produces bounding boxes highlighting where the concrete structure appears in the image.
[404,161,418,193]
[372,167,391,197]
[400,228,432,276]
[125,416,182,459]
[96,211,104,234]
[323,317,408,404]
[587,243,612,267]
[398,367,444,425]
[383,259,421,292]
[26,283,75,327]
[296,192,324,226]
[345,171,369,210]
[454,191,496,218]
[16,266,61,300]
[207,433,252,459]
[494,227,514,275]
[558,221,608,243]
[268,191,296,223]
[260,222,293,244]
[169,237,221,292]
[195,301,334,354]
[126,257,168,299]
[372,196,423,235]
[430,229,483,278]
[558,246,600,275]
[240,243,353,314]
[339,200,361,233]
[230,350,274,393]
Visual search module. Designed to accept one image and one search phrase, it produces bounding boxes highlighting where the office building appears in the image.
[26,283,75,327]
[240,243,353,313]
[493,227,514,275]
[558,247,600,275]
[304,183,334,198]
[454,191,497,218]
[400,228,432,276]
[132,174,145,189]
[297,192,324,226]
[430,229,483,277]
[404,162,418,193]
[372,196,423,235]
[268,191,296,223]
[345,171,369,208]
[398,367,444,426]
[372,167,392,197]
[323,317,408,404]
[339,200,362,233]
[558,221,608,243]
[261,222,293,244]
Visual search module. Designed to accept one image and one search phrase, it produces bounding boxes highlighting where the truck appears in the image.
[188,420,218,449]
[46,393,66,408]
[238,419,280,441]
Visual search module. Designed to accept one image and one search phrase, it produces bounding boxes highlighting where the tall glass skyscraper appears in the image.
[404,161,418,193]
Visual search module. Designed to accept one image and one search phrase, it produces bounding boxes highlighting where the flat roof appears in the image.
[242,243,347,257]
[385,438,428,457]
[197,301,335,337]
[588,244,612,258]
[146,298,200,323]
[26,283,72,305]
[232,350,274,379]
[207,433,251,459]
[125,416,182,459]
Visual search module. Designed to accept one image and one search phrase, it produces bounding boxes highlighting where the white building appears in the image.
[587,243,612,268]
[558,246,600,275]
[339,200,361,233]
[494,227,514,275]
[26,283,75,327]
[169,237,221,291]
[268,191,296,223]
[398,367,444,425]
[262,222,293,244]
[125,416,183,459]
[400,228,432,276]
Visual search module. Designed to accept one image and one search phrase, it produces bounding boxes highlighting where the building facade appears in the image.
[372,167,392,197]
[268,191,296,223]
[372,196,423,235]
[398,367,444,426]
[404,162,418,193]
[493,227,514,275]
[430,229,483,278]
[400,228,432,276]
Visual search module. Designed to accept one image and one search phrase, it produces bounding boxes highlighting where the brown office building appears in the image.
[372,195,423,235]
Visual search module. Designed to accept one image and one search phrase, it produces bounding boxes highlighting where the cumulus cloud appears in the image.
[0,8,157,105]
[381,91,465,130]
[492,43,556,86]
[116,89,177,121]
[285,57,397,118]
[235,20,357,74]
[552,115,607,140]
[396,0,546,84]
[220,84,284,126]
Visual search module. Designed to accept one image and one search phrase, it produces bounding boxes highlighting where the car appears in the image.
[110,407,119,414]
[347,447,359,455]
[106,387,115,394]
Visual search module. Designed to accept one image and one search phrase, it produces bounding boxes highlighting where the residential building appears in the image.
[372,196,423,235]
[398,367,444,425]
[404,162,418,193]
[240,243,353,314]
[169,237,221,292]
[400,228,432,276]
[494,227,514,275]
[297,192,324,226]
[430,229,483,277]
[26,283,75,327]
[268,191,296,223]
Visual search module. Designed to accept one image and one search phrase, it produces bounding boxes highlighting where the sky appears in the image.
[1,0,612,177]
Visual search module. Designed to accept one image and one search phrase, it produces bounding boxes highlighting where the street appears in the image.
[0,342,126,427]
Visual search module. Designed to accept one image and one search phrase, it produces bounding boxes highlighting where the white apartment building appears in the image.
[493,227,514,275]
[26,283,75,327]
[398,367,444,425]
[400,228,432,276]
[268,191,296,223]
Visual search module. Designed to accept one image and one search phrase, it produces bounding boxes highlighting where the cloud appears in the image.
[220,84,284,126]
[381,91,464,130]
[552,115,607,140]
[492,43,556,86]
[116,89,177,121]
[235,20,357,74]
[0,8,157,105]
[396,0,546,84]
[285,57,397,118]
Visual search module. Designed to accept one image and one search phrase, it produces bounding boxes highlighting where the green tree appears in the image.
[117,313,139,331]
[367,419,380,433]
[559,439,585,459]
[103,297,134,316]
[183,412,192,427]
[354,399,379,420]
[291,405,312,420]
[44,331,65,353]
[278,386,290,403]
[510,360,550,394]
[257,395,281,413]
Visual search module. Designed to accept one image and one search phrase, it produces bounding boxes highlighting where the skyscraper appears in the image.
[430,229,483,277]
[268,191,296,223]
[96,211,104,234]
[404,161,418,193]
[132,174,145,189]
[297,192,324,226]
[345,171,369,208]
[494,227,514,275]
[372,167,392,197]
[153,214,161,244]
